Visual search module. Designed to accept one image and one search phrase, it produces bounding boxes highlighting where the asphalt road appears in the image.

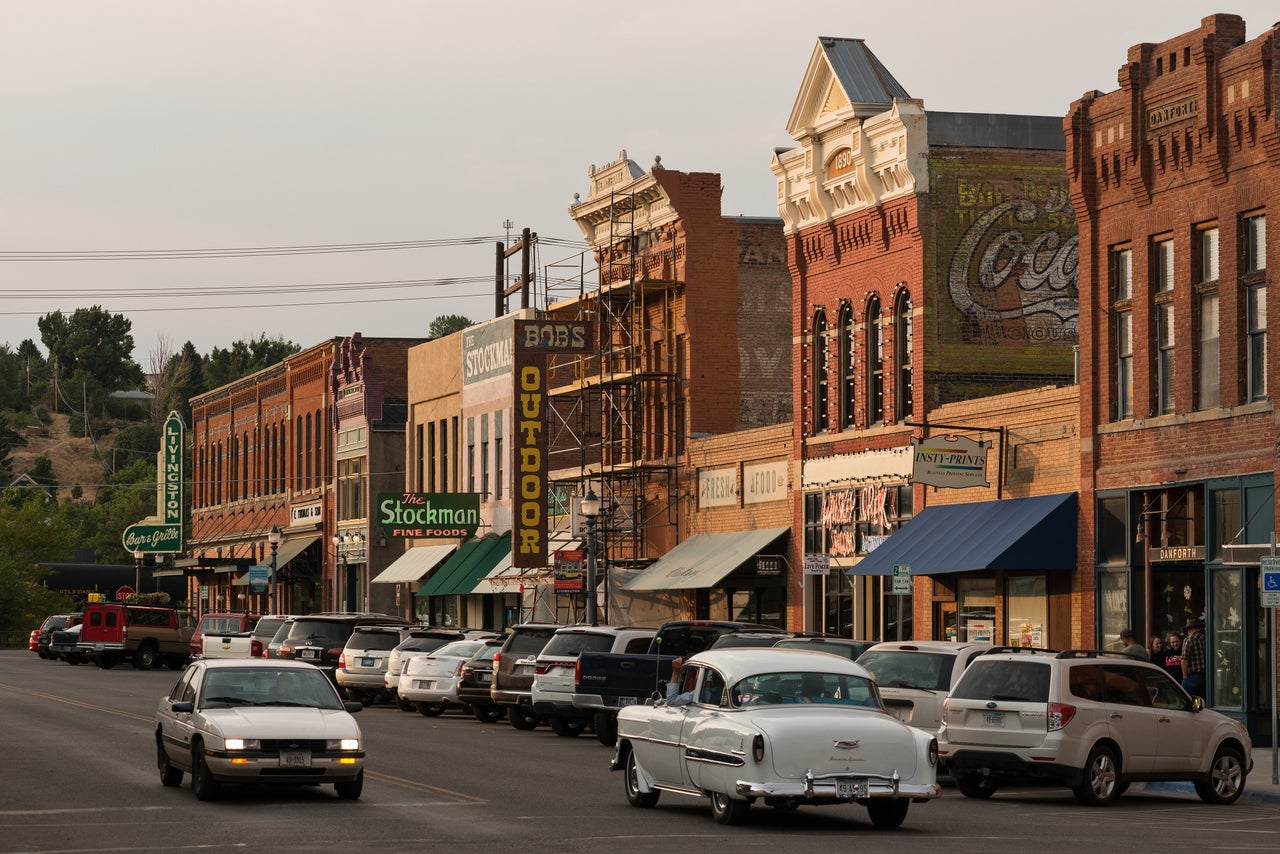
[2,650,1279,853]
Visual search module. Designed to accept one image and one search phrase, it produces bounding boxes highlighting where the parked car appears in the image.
[491,623,561,730]
[708,631,800,651]
[78,603,196,670]
[276,613,409,682]
[189,612,259,658]
[262,618,295,659]
[399,639,495,716]
[48,624,87,664]
[154,658,365,801]
[385,628,492,711]
[248,614,294,659]
[35,613,81,660]
[456,639,506,722]
[613,648,940,827]
[856,641,989,731]
[531,625,656,739]
[937,647,1253,805]
[773,636,876,661]
[335,625,408,705]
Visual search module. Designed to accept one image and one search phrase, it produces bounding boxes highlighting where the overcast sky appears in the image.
[2,1,1275,366]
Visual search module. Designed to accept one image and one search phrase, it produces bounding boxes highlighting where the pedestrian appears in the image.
[1147,635,1164,665]
[1163,632,1184,680]
[1180,619,1207,698]
[1119,627,1148,660]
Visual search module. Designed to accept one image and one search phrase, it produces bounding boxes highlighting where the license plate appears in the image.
[361,658,375,667]
[415,680,435,690]
[95,643,105,651]
[617,696,636,707]
[983,711,1006,727]
[836,778,869,798]
[479,673,492,683]
[300,649,317,660]
[279,749,311,768]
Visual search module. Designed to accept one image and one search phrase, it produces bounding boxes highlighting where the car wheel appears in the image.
[866,799,910,828]
[334,770,364,801]
[953,771,998,799]
[1072,744,1120,806]
[508,706,539,730]
[473,706,504,723]
[417,702,446,717]
[1195,745,1246,804]
[623,747,660,808]
[47,652,59,662]
[594,712,618,746]
[395,692,416,712]
[133,643,158,670]
[550,716,586,738]
[67,656,82,666]
[156,731,183,787]
[709,789,749,825]
[191,742,221,801]
[98,654,116,669]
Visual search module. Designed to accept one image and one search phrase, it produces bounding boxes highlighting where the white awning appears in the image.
[371,544,457,584]
[622,527,790,591]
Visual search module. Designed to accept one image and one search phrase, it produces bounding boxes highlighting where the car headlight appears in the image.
[327,738,360,751]
[224,738,260,751]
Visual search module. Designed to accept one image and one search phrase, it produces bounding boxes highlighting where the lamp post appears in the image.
[267,525,282,616]
[133,549,144,597]
[581,489,601,626]
[333,534,352,612]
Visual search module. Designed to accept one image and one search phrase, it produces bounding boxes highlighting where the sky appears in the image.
[2,1,1277,367]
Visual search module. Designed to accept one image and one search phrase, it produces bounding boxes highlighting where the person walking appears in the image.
[1119,627,1148,660]
[1162,632,1184,680]
[1180,619,1207,698]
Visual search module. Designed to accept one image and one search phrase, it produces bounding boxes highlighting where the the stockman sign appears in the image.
[512,319,594,568]
[377,492,481,539]
[910,433,991,489]
[122,410,185,554]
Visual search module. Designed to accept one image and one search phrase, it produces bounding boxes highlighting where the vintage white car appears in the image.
[155,658,366,801]
[612,648,941,827]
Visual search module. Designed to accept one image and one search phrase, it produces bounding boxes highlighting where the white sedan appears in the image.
[155,659,366,801]
[612,648,941,827]
[398,639,493,716]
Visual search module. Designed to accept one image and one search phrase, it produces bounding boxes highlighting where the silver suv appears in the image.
[856,641,988,731]
[937,648,1252,805]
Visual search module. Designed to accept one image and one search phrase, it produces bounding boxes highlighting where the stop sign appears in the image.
[115,586,134,602]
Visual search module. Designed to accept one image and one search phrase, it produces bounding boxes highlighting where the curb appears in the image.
[1135,780,1280,805]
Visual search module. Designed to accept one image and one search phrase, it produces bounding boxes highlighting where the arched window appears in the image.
[241,431,250,500]
[866,296,884,423]
[214,441,223,505]
[314,408,324,488]
[304,413,313,490]
[894,290,913,421]
[812,309,829,433]
[295,416,304,492]
[838,303,856,429]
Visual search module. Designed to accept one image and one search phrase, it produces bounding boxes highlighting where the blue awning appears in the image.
[847,493,1078,576]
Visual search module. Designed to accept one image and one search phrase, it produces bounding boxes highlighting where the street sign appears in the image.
[248,564,269,595]
[115,586,134,602]
[892,564,912,595]
[1261,556,1280,609]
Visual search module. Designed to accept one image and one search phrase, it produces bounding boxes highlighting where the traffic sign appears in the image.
[115,586,134,602]
[1262,555,1280,609]
[892,564,912,595]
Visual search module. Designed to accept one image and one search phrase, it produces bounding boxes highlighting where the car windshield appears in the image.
[199,667,344,710]
[950,660,1051,703]
[541,631,618,657]
[505,629,556,654]
[470,644,501,663]
[434,640,486,659]
[285,620,351,647]
[858,650,954,691]
[398,636,458,653]
[730,671,883,708]
[253,617,289,640]
[347,631,402,651]
[773,639,867,660]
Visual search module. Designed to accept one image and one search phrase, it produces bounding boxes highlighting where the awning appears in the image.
[470,549,515,594]
[370,544,457,584]
[847,492,1078,576]
[415,536,510,597]
[622,527,791,591]
[274,534,320,570]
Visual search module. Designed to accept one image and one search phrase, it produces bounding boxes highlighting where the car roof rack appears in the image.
[1054,649,1141,660]
[978,645,1059,656]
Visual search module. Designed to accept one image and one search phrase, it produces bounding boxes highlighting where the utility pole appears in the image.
[495,227,536,318]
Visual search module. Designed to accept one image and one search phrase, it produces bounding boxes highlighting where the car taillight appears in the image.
[460,664,472,678]
[535,662,552,675]
[337,653,347,670]
[251,640,263,657]
[1047,702,1076,731]
[279,643,293,657]
[574,657,581,687]
[752,734,765,763]
[928,738,939,766]
[493,651,501,666]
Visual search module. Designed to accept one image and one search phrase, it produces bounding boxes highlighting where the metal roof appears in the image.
[818,36,910,105]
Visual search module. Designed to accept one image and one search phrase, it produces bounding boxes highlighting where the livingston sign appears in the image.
[910,433,991,489]
[122,411,185,554]
[377,492,481,539]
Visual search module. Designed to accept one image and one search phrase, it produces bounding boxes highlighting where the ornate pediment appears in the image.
[570,150,677,248]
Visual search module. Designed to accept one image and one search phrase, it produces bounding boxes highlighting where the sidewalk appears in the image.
[1136,745,1280,804]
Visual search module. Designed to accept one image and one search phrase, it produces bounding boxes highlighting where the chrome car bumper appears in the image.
[735,769,941,801]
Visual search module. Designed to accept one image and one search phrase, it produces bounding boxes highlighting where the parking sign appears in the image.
[892,564,912,595]
[1262,555,1280,609]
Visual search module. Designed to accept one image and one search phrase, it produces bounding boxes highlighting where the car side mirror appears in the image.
[1191,696,1205,712]
[344,701,363,714]
[172,701,194,713]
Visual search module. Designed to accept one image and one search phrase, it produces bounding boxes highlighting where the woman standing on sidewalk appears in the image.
[1162,632,1183,681]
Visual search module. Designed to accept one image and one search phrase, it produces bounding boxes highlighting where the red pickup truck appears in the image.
[77,603,196,670]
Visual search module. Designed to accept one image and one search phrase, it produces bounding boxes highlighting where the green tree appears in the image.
[204,333,300,389]
[85,458,157,564]
[428,314,475,338]
[160,341,206,424]
[0,413,17,482]
[37,306,146,394]
[0,492,78,638]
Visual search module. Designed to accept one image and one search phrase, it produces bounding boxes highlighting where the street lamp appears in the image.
[581,489,601,626]
[267,525,282,616]
[133,549,144,597]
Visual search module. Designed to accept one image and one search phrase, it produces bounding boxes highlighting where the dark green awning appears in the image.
[415,535,510,597]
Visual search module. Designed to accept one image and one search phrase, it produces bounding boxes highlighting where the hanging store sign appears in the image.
[122,410,185,554]
[377,492,481,539]
[910,433,991,489]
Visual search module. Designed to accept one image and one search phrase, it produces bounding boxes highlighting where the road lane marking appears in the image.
[364,769,488,803]
[0,682,154,722]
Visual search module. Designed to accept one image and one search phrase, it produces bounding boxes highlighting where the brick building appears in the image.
[773,37,1080,635]
[1066,13,1277,735]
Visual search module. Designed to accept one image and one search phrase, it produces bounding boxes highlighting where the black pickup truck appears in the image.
[572,619,787,745]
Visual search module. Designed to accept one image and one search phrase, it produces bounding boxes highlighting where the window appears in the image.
[837,303,855,429]
[304,413,313,490]
[1197,292,1219,408]
[1246,283,1267,400]
[812,310,829,433]
[1154,238,1174,293]
[1244,213,1266,274]
[1112,247,1132,300]
[1156,302,1175,414]
[495,435,504,500]
[866,296,883,423]
[894,291,913,421]
[1197,226,1219,283]
[439,419,448,491]
[337,457,365,521]
[1116,311,1133,419]
[481,440,490,499]
[1006,575,1047,648]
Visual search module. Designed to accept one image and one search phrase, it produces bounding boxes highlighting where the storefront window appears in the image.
[1211,568,1243,710]
[824,570,855,637]
[1099,569,1128,651]
[1097,496,1127,565]
[1005,575,1047,647]
[1155,567,1202,644]
[955,576,996,644]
